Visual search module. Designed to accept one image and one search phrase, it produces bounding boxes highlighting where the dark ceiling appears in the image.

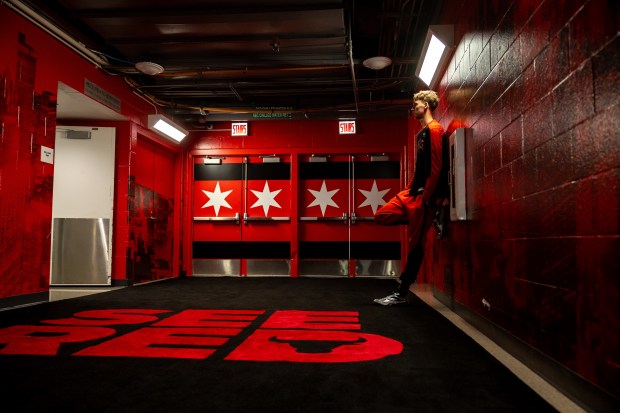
[19,0,443,127]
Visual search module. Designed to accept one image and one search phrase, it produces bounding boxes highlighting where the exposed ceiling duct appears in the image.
[12,0,442,126]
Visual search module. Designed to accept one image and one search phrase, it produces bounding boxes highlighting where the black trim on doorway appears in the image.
[193,241,399,260]
[193,241,291,259]
[355,161,400,179]
[194,163,290,181]
[194,164,242,181]
[299,241,400,260]
[247,163,290,180]
[299,161,400,180]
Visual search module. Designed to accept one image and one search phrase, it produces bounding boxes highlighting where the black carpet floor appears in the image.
[0,277,557,413]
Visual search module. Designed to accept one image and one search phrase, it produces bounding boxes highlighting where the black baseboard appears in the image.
[112,279,131,287]
[0,292,48,310]
[433,288,620,413]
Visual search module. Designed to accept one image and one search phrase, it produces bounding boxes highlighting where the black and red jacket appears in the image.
[406,119,445,204]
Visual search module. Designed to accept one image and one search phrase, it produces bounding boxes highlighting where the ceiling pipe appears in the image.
[136,77,412,92]
[228,83,243,101]
[346,3,359,114]
[2,0,109,68]
[393,0,413,79]
[149,65,351,79]
[153,96,412,116]
[397,0,420,79]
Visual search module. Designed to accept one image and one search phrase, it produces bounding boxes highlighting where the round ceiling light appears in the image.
[362,56,392,70]
[135,61,165,75]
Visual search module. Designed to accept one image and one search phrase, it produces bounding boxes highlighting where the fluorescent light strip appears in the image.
[153,119,186,141]
[147,114,188,142]
[418,35,446,86]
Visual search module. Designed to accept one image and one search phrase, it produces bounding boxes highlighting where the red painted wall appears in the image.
[428,0,619,399]
[0,7,183,297]
[190,118,408,151]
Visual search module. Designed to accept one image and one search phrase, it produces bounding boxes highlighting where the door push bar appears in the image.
[194,212,373,225]
[300,212,348,224]
[243,212,291,224]
[194,212,240,225]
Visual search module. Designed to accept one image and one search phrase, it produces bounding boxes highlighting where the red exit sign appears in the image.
[231,122,248,136]
[339,120,356,134]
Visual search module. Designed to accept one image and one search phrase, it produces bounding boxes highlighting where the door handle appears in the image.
[194,212,240,225]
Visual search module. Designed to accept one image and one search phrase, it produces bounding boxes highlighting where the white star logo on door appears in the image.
[358,180,390,214]
[201,181,233,216]
[250,181,282,216]
[307,180,340,216]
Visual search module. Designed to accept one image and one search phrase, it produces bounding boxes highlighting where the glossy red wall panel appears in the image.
[0,19,57,298]
[126,138,177,283]
[0,7,183,296]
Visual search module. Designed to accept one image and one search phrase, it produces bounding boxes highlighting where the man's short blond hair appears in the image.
[413,90,439,111]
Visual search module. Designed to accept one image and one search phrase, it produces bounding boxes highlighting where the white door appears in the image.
[50,126,115,285]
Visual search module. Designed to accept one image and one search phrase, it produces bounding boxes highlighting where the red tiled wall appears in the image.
[428,0,619,398]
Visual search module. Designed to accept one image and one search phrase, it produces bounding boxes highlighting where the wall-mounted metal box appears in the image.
[449,128,471,221]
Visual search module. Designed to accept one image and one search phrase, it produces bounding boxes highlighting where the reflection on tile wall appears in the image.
[428,0,619,399]
[126,182,174,284]
[0,33,56,298]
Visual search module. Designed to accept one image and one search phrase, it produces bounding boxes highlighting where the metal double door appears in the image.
[193,155,292,276]
[192,152,402,277]
[297,153,402,277]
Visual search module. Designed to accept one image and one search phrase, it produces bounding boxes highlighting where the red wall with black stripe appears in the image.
[186,118,409,277]
[428,0,619,400]
[190,118,409,151]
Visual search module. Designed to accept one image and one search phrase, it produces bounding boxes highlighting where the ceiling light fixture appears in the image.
[362,56,392,70]
[415,25,454,87]
[147,114,188,142]
[135,61,165,75]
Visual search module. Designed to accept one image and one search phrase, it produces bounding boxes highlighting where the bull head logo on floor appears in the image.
[0,309,404,363]
[268,335,367,353]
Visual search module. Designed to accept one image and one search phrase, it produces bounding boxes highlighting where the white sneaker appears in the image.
[373,293,407,306]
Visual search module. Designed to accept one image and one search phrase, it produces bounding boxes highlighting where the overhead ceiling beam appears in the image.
[105,33,346,45]
[137,77,413,88]
[73,4,345,19]
[346,7,358,114]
